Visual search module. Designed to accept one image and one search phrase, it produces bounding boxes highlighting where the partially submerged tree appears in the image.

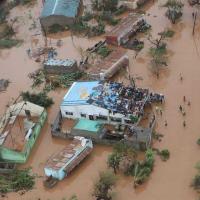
[192,162,200,191]
[148,29,174,78]
[133,149,154,187]
[0,168,35,193]
[92,171,117,200]
[108,152,121,174]
[159,149,170,161]
[163,0,184,24]
[21,91,54,108]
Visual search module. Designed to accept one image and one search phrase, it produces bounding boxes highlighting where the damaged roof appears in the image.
[41,0,80,18]
[61,81,100,106]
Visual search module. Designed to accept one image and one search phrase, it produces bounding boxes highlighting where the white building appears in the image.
[60,81,149,125]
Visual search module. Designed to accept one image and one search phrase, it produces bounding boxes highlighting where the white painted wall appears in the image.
[60,104,129,124]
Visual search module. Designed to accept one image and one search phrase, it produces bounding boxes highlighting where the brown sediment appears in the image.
[0,0,200,200]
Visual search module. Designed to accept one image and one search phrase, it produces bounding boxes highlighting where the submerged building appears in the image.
[0,101,47,164]
[60,81,151,125]
[44,58,78,74]
[40,0,81,31]
[105,13,148,46]
[52,81,163,149]
[87,48,129,80]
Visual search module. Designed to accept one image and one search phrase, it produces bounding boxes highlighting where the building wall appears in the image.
[60,104,130,124]
[40,15,75,31]
[44,62,78,74]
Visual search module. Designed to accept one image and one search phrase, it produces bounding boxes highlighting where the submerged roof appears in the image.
[44,58,76,67]
[106,13,140,37]
[41,0,80,18]
[61,81,100,106]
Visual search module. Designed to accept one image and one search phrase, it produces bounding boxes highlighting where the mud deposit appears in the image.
[1,0,200,200]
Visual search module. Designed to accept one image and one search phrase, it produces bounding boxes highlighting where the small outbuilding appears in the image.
[43,58,78,74]
[40,0,81,31]
[105,13,145,46]
[87,48,129,80]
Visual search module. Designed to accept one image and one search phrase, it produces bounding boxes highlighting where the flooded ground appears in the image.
[1,0,200,199]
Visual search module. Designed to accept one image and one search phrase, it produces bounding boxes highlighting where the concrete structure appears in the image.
[44,136,93,181]
[87,48,129,80]
[44,58,78,74]
[60,81,152,125]
[0,101,47,164]
[105,13,145,46]
[40,0,81,31]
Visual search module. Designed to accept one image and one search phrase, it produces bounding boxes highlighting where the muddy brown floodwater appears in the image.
[1,0,200,200]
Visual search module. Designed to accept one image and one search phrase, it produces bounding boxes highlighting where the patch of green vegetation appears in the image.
[197,138,200,146]
[149,44,167,57]
[108,152,122,174]
[0,39,22,49]
[152,131,164,141]
[130,115,139,123]
[0,8,9,24]
[97,46,112,57]
[29,69,84,92]
[0,168,35,193]
[133,43,144,51]
[160,29,175,38]
[159,149,170,161]
[192,162,200,191]
[81,12,94,22]
[0,24,15,39]
[92,0,119,12]
[68,195,78,200]
[48,24,66,34]
[163,0,184,8]
[92,171,117,200]
[163,0,184,24]
[21,91,54,108]
[114,5,127,16]
[98,11,120,25]
[133,149,154,187]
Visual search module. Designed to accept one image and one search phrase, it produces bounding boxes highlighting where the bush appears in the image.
[81,12,94,22]
[97,46,112,57]
[92,0,119,12]
[133,149,154,187]
[0,39,22,49]
[0,8,9,24]
[108,152,122,174]
[48,24,66,34]
[160,29,175,38]
[197,138,200,146]
[92,171,117,200]
[0,168,35,193]
[0,24,15,39]
[21,91,54,108]
[192,175,200,191]
[163,0,184,24]
[159,149,170,161]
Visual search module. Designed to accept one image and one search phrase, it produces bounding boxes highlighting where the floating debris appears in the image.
[0,79,9,92]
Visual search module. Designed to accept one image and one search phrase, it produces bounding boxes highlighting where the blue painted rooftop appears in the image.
[41,0,80,18]
[61,81,100,106]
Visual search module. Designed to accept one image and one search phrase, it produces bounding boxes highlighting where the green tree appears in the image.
[108,152,121,174]
[92,171,117,200]
[163,0,184,24]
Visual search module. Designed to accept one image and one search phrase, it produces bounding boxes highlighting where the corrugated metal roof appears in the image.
[44,58,76,67]
[61,81,100,106]
[41,0,80,18]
